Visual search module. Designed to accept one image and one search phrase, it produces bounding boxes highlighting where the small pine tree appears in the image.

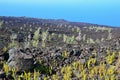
[32,27,41,47]
[0,21,3,30]
[41,29,49,48]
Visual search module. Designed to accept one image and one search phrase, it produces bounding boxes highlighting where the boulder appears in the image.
[7,48,34,72]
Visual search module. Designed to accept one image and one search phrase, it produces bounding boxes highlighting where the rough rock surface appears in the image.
[7,47,35,72]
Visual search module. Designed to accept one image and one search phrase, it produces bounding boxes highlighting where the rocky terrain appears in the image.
[0,16,120,80]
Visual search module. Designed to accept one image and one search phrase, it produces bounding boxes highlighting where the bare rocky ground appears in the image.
[0,16,120,79]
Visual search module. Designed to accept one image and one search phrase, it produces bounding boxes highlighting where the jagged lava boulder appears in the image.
[7,47,35,72]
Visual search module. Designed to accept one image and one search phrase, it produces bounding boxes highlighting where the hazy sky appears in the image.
[0,0,120,26]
